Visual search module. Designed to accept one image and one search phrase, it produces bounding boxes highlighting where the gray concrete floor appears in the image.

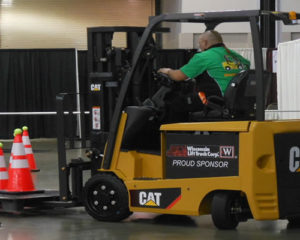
[1,139,300,240]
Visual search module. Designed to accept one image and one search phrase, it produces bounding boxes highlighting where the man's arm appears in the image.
[158,68,188,81]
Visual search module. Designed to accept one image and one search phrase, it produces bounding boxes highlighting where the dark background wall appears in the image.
[0,49,77,138]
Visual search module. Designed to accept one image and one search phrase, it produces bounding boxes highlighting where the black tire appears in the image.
[83,173,132,221]
[211,191,240,230]
[287,217,300,229]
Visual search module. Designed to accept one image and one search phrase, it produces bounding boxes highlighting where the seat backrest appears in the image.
[190,70,251,121]
[190,70,272,121]
[244,70,273,108]
[223,70,251,117]
[224,69,273,119]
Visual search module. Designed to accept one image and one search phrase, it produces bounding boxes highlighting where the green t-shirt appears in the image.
[180,46,250,95]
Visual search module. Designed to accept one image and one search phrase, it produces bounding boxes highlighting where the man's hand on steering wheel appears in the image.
[156,68,175,87]
[158,67,171,75]
[158,68,189,82]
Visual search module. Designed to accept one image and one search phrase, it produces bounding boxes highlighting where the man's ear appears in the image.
[203,40,208,50]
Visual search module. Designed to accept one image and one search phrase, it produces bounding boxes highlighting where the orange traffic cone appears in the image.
[6,128,36,192]
[0,142,8,190]
[22,126,39,172]
[8,139,16,169]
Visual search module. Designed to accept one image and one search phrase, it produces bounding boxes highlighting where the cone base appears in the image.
[0,189,44,195]
[7,168,36,192]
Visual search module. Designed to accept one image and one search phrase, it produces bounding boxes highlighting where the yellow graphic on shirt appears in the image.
[222,61,239,70]
[222,55,243,71]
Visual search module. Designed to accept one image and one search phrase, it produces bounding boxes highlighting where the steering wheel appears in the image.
[156,72,175,88]
[143,72,175,111]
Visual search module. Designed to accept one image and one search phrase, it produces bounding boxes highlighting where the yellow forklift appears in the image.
[83,10,300,229]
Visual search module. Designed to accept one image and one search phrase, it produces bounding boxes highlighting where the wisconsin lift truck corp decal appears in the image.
[130,188,181,209]
[165,132,239,178]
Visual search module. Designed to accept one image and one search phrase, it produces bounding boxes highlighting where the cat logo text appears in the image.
[139,191,162,207]
[289,146,300,172]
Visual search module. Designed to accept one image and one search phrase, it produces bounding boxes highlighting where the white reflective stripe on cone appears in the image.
[22,136,30,144]
[11,160,29,168]
[23,140,31,147]
[11,142,16,151]
[0,171,8,179]
[0,158,6,168]
[24,148,33,154]
[12,143,26,155]
[25,148,32,154]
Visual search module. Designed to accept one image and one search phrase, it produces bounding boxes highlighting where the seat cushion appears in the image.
[190,110,223,121]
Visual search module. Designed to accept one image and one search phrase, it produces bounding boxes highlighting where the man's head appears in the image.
[198,30,223,51]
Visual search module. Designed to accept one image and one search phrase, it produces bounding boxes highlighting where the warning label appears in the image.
[92,106,101,130]
[165,133,239,178]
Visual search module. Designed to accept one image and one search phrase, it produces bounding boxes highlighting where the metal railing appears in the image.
[0,111,90,115]
[0,94,90,148]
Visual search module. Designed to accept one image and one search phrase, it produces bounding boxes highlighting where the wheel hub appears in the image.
[89,183,119,214]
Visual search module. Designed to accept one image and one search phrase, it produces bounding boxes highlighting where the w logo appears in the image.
[220,146,235,158]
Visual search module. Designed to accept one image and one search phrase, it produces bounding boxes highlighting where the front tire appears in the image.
[83,173,132,221]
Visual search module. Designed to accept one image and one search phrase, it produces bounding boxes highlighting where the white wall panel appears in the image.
[277,39,300,119]
[181,0,259,33]
[181,0,258,12]
[161,0,182,49]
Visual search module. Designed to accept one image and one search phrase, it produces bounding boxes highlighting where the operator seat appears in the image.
[190,70,257,121]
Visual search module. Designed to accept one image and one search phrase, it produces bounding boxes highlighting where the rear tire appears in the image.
[83,173,132,221]
[287,217,300,228]
[211,191,240,230]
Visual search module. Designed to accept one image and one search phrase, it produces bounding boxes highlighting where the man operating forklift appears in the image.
[158,30,250,122]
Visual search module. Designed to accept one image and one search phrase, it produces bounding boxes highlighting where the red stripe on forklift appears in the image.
[166,195,182,209]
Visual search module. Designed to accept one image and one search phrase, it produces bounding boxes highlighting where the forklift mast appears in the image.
[88,27,144,149]
[87,27,162,171]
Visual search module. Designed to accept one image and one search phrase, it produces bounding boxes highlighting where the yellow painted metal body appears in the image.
[100,112,300,220]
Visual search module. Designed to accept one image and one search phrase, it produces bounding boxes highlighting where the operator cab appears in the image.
[121,69,272,153]
[113,11,275,155]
